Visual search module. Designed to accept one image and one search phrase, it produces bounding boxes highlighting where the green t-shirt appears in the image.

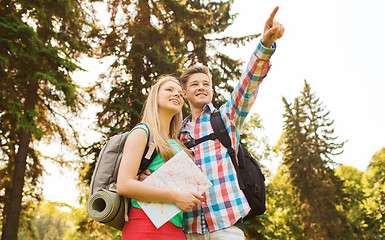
[128,125,184,228]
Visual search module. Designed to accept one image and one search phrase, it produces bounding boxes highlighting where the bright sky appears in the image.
[43,0,385,206]
[223,0,385,171]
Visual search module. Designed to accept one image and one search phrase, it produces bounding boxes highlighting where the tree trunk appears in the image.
[1,78,37,240]
[1,130,31,240]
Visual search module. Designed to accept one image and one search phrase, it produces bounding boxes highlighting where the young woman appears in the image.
[116,76,202,240]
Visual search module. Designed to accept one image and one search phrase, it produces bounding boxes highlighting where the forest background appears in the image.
[1,0,385,239]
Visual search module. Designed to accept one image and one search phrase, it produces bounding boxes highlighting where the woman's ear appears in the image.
[182,90,187,98]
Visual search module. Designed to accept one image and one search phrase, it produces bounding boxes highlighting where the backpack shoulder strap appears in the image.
[184,110,237,163]
[184,132,217,149]
[210,110,245,189]
[210,110,236,162]
[136,123,157,172]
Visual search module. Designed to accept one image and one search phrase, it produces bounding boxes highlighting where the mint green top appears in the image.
[129,125,183,228]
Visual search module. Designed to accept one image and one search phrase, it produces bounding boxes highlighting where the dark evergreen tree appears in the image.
[0,0,96,238]
[281,81,353,239]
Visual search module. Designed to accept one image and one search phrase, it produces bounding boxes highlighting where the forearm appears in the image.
[225,41,275,126]
[227,5,283,124]
[117,178,177,203]
[239,41,275,96]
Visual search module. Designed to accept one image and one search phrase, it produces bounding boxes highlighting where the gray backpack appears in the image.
[86,123,157,230]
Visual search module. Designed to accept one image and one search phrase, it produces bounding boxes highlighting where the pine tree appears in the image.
[0,1,96,238]
[281,81,353,239]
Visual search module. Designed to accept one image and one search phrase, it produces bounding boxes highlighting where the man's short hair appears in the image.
[180,65,212,89]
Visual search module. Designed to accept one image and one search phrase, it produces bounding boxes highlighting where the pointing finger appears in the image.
[267,6,279,24]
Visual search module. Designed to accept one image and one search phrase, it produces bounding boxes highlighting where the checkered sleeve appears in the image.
[221,41,275,144]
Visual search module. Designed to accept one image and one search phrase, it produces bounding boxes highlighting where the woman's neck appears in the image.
[158,111,173,139]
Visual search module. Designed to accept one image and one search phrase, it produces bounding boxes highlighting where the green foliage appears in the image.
[335,165,371,238]
[0,0,97,237]
[333,156,385,239]
[244,214,272,240]
[253,82,385,240]
[91,0,251,134]
[279,81,353,239]
[364,147,385,238]
[238,113,272,239]
[263,166,305,240]
[241,113,271,168]
[368,147,385,185]
[16,200,121,240]
[65,200,121,240]
[18,201,71,240]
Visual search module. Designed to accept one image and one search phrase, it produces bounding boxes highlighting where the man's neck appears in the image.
[190,105,205,122]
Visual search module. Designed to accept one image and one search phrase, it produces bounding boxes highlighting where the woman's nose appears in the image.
[174,91,182,97]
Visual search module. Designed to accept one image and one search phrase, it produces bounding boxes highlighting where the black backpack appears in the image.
[87,123,158,230]
[184,110,266,220]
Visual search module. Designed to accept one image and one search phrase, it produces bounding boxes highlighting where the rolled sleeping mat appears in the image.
[87,189,125,230]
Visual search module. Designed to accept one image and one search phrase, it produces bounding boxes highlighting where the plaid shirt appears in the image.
[180,42,275,234]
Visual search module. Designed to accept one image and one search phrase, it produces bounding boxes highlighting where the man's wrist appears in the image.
[256,41,276,60]
[260,40,276,49]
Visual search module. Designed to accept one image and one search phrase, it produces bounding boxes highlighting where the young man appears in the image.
[178,6,284,240]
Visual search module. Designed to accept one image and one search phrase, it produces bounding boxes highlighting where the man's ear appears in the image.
[182,90,187,99]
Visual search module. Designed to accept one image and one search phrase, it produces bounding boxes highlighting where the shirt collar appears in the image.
[205,103,216,113]
[181,103,216,129]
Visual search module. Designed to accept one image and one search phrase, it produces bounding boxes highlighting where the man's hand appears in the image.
[137,169,151,181]
[261,6,285,48]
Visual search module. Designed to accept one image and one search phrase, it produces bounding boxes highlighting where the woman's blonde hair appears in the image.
[141,75,191,161]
